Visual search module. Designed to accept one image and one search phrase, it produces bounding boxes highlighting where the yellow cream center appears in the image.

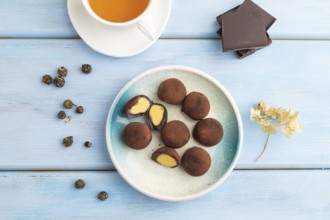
[130,97,150,114]
[150,105,164,126]
[156,154,177,167]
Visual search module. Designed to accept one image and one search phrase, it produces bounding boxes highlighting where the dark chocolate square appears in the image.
[221,11,268,51]
[216,6,238,36]
[216,7,238,25]
[234,0,276,30]
[236,49,257,59]
[216,0,276,35]
[236,33,272,58]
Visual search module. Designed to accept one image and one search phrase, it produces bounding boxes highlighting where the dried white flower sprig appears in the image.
[250,101,302,161]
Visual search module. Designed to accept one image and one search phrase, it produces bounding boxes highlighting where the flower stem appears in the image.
[255,134,270,161]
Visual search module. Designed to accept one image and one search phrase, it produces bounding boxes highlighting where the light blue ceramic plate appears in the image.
[106,65,243,201]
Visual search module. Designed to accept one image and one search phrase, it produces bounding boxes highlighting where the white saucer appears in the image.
[67,0,172,57]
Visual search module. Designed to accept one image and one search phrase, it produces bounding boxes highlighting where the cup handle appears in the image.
[137,19,158,41]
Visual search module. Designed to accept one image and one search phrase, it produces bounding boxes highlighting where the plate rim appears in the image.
[105,65,243,201]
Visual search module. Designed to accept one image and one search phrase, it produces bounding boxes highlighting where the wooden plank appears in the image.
[0,39,329,169]
[0,0,330,39]
[0,170,329,219]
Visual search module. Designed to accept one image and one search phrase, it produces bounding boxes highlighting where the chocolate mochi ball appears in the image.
[193,118,224,147]
[151,147,180,168]
[181,147,211,177]
[123,122,152,150]
[160,120,190,149]
[182,92,210,120]
[157,78,187,105]
[124,95,151,118]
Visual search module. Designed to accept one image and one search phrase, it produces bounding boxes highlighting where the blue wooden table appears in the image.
[1,0,330,219]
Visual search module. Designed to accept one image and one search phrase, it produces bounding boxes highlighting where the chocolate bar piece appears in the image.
[236,49,257,59]
[221,11,268,51]
[216,1,275,55]
[218,16,254,57]
[216,7,238,25]
[217,0,275,31]
[216,0,276,58]
[236,33,272,59]
[234,0,276,30]
[216,7,238,36]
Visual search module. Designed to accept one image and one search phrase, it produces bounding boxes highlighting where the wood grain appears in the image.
[0,39,329,170]
[0,0,330,39]
[0,170,329,219]
[0,0,328,217]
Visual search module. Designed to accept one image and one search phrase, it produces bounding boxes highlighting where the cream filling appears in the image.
[130,97,150,114]
[156,154,177,167]
[149,105,164,126]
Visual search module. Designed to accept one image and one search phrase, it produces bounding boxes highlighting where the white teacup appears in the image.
[82,0,157,41]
